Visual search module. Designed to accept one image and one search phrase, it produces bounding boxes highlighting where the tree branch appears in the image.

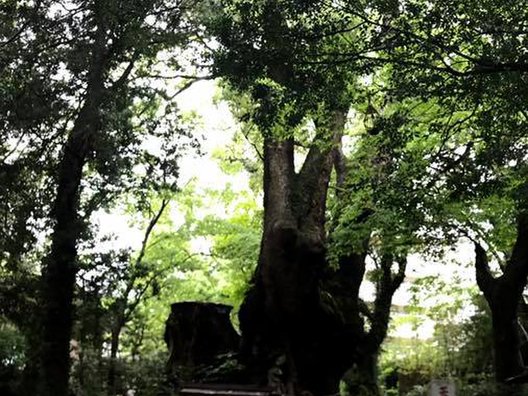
[168,75,216,99]
[110,51,141,91]
[503,213,528,290]
[368,255,407,349]
[474,242,496,299]
[0,0,42,48]
[295,108,347,239]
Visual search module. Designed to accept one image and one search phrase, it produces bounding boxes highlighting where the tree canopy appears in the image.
[2,1,528,396]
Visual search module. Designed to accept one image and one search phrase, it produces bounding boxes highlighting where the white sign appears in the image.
[429,379,456,396]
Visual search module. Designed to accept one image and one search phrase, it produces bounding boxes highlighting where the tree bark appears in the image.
[107,322,124,396]
[474,213,528,382]
[239,107,408,395]
[37,21,107,396]
[340,255,406,396]
[341,353,379,396]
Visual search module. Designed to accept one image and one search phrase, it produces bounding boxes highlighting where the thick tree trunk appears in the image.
[491,309,524,381]
[474,214,528,383]
[341,353,380,396]
[165,302,241,384]
[239,108,406,395]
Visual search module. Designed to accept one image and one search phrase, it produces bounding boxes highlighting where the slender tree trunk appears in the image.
[37,24,107,396]
[106,200,168,394]
[474,214,528,382]
[340,255,406,396]
[38,105,102,396]
[108,324,123,396]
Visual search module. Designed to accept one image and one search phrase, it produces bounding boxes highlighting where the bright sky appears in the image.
[93,79,242,248]
[176,80,239,184]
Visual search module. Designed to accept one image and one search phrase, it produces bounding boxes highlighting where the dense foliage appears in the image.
[2,0,528,395]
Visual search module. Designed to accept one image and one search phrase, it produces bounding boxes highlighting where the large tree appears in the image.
[337,0,528,385]
[1,1,199,394]
[209,1,412,394]
[474,216,528,384]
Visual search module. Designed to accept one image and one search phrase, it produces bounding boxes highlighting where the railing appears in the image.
[179,383,281,396]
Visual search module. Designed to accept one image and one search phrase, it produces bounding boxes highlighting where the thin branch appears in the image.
[134,198,170,268]
[168,75,216,99]
[429,104,479,166]
[240,123,264,161]
[503,213,528,285]
[315,2,528,76]
[110,51,141,91]
[299,21,367,41]
[335,3,483,65]
[0,0,42,48]
[140,73,215,80]
[122,250,200,323]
